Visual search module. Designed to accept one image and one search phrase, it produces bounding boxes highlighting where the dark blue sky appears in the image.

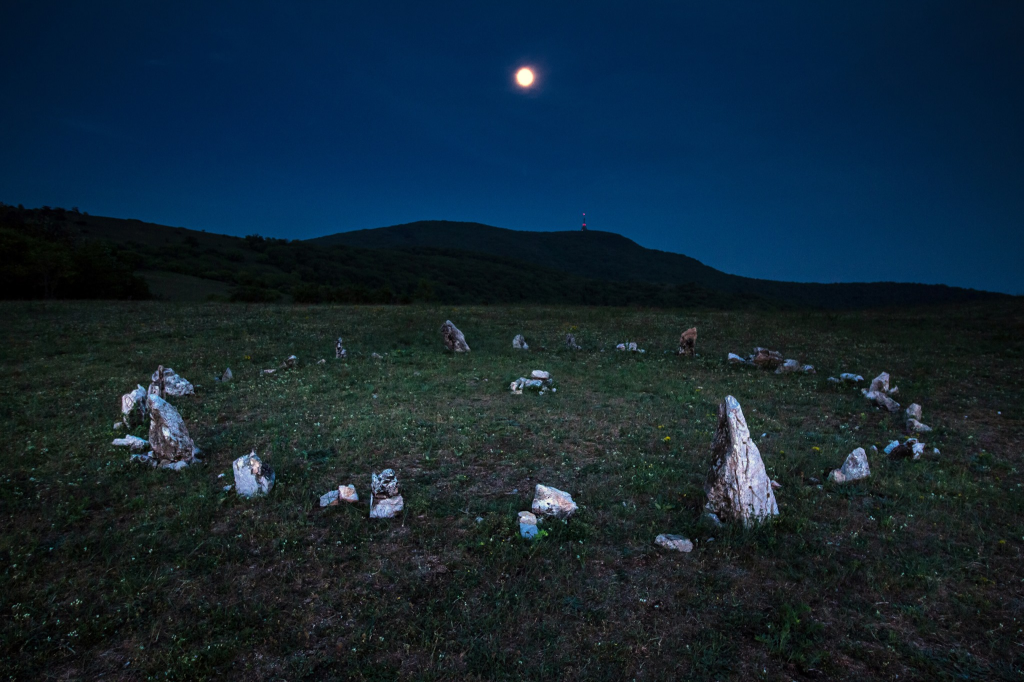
[2,2,1022,293]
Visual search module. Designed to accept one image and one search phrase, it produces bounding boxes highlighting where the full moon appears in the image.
[515,67,534,87]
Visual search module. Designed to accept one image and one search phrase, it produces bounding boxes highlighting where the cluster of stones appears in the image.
[827,372,864,384]
[370,469,404,518]
[728,348,814,374]
[108,321,942,546]
[616,342,645,353]
[113,366,201,470]
[861,372,900,412]
[518,484,578,539]
[509,370,555,395]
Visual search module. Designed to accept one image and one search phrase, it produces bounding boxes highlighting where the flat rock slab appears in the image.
[655,534,694,552]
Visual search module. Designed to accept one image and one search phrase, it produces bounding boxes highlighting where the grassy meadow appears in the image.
[1,301,1022,680]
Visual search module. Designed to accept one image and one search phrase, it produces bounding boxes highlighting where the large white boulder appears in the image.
[531,484,578,520]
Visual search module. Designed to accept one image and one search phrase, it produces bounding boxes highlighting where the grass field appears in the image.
[1,301,1022,680]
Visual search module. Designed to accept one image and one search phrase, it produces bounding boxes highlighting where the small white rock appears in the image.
[654,534,694,553]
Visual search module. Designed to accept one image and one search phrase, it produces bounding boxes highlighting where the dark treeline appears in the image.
[0,204,151,300]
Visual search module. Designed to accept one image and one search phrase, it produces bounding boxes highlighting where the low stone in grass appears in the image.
[886,438,926,460]
[678,327,697,357]
[751,348,785,370]
[370,469,404,518]
[320,484,359,507]
[112,435,149,452]
[440,320,470,353]
[906,403,933,433]
[214,367,233,382]
[336,337,347,359]
[655,534,694,552]
[531,484,577,520]
[565,333,581,351]
[233,451,275,497]
[120,384,149,428]
[281,355,298,369]
[512,334,529,350]
[704,395,779,526]
[518,511,539,539]
[828,447,871,484]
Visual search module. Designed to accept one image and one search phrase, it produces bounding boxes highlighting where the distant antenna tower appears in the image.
[581,212,587,231]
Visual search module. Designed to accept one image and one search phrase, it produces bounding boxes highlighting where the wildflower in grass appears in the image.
[663,436,670,442]
[812,446,820,451]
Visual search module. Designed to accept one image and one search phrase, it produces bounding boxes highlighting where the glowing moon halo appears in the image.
[515,67,535,87]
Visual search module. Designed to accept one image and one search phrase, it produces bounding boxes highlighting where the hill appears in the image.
[0,205,747,308]
[309,220,1008,309]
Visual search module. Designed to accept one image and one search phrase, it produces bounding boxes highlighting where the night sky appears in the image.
[2,2,1022,293]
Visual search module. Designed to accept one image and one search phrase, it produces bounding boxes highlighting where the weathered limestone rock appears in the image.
[371,352,383,360]
[233,451,275,497]
[120,385,149,428]
[775,359,802,374]
[112,435,149,452]
[214,367,233,382]
[565,333,581,351]
[440,320,470,353]
[862,372,901,412]
[677,327,697,357]
[655,534,694,552]
[828,447,871,484]
[616,342,643,352]
[751,348,785,370]
[704,395,779,526]
[370,469,404,518]
[144,393,198,468]
[727,352,747,364]
[338,484,358,503]
[509,371,554,395]
[281,355,298,369]
[531,484,577,520]
[518,511,539,539]
[905,403,933,433]
[319,485,358,507]
[512,334,529,350]
[886,438,926,460]
[148,366,194,398]
[336,338,347,359]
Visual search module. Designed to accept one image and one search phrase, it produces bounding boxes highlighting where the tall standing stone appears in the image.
[704,395,779,526]
[678,327,697,356]
[440,320,470,353]
[512,334,529,350]
[146,393,197,467]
